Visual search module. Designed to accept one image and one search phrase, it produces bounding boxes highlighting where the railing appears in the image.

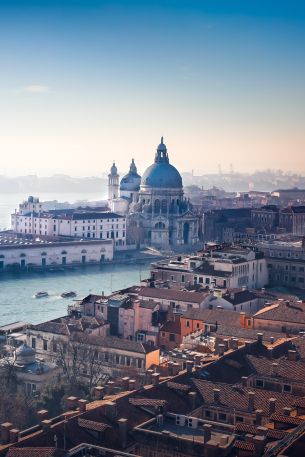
[262,420,305,457]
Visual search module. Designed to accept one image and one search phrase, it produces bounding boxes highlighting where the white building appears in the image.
[11,198,127,250]
[0,236,113,270]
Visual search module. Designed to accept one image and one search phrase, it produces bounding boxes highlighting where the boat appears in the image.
[35,291,49,298]
[61,291,77,298]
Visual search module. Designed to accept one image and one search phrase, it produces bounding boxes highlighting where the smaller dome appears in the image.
[110,162,118,176]
[16,343,36,365]
[120,159,141,192]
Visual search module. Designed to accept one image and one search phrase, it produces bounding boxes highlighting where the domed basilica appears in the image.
[108,138,199,249]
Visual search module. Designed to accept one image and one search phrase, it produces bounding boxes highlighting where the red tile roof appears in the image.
[139,287,208,304]
[7,448,64,457]
[129,398,167,407]
[269,414,303,426]
[78,418,110,432]
[234,440,255,451]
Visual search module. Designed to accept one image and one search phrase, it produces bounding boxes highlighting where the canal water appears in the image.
[0,261,150,326]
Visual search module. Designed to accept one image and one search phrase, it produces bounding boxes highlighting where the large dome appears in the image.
[141,138,182,189]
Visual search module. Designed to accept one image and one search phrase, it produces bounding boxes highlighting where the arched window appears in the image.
[155,222,165,229]
[41,252,47,256]
[20,253,26,258]
[154,199,161,213]
[81,249,87,254]
[61,250,67,255]
[161,200,167,214]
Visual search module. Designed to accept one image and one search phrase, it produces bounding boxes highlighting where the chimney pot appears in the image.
[188,391,197,410]
[117,418,128,449]
[257,333,263,344]
[283,407,292,417]
[78,399,88,413]
[272,362,278,377]
[121,377,130,391]
[66,396,78,410]
[9,429,19,444]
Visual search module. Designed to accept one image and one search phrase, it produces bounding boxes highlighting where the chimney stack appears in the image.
[186,360,194,373]
[117,418,128,449]
[241,376,248,387]
[288,350,297,361]
[257,333,263,344]
[78,399,88,413]
[213,389,220,404]
[105,401,117,420]
[217,344,225,356]
[128,379,136,391]
[94,386,104,400]
[152,373,160,386]
[188,391,197,410]
[146,369,154,384]
[1,423,13,444]
[203,423,212,443]
[66,396,78,410]
[269,398,276,416]
[121,377,130,391]
[255,410,264,426]
[248,391,255,412]
[9,429,19,444]
[272,363,278,377]
[283,407,292,417]
[37,410,48,423]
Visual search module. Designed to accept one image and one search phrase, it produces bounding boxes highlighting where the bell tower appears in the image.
[108,162,119,201]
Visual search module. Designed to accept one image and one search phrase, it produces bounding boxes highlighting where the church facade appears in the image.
[108,138,200,250]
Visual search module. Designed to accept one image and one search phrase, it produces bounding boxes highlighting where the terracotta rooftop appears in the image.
[269,413,303,426]
[129,398,167,407]
[138,287,208,304]
[234,440,255,452]
[254,300,305,324]
[247,354,305,382]
[78,418,110,432]
[182,308,241,327]
[6,448,65,457]
[167,381,191,392]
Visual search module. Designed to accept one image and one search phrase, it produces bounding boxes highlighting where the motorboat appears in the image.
[61,291,77,298]
[35,291,49,298]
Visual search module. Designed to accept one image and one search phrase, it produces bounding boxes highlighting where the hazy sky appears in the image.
[1,0,305,177]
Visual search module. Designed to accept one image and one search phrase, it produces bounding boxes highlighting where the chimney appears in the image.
[213,389,220,404]
[244,341,252,353]
[288,350,297,361]
[105,401,117,420]
[231,338,239,350]
[152,373,160,386]
[269,398,276,416]
[121,377,130,391]
[66,396,78,410]
[9,429,19,444]
[106,381,115,395]
[78,399,88,413]
[240,312,246,327]
[37,409,48,423]
[255,410,264,426]
[223,339,229,352]
[253,435,266,456]
[203,423,212,443]
[146,369,154,384]
[194,354,202,365]
[283,407,292,417]
[117,418,128,449]
[188,391,197,410]
[241,376,248,387]
[186,360,194,373]
[272,363,279,377]
[41,420,52,431]
[217,344,225,356]
[94,386,104,400]
[128,379,136,391]
[257,333,263,344]
[248,391,255,412]
[256,426,268,436]
[269,336,275,345]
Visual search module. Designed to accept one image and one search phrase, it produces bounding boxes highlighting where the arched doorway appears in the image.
[183,222,190,244]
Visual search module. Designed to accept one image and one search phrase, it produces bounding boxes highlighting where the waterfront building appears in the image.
[0,235,113,271]
[11,199,127,250]
[108,137,200,249]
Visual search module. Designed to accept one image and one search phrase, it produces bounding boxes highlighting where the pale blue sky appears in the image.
[0,1,304,176]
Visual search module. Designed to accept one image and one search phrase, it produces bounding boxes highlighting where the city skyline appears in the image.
[1,0,305,176]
